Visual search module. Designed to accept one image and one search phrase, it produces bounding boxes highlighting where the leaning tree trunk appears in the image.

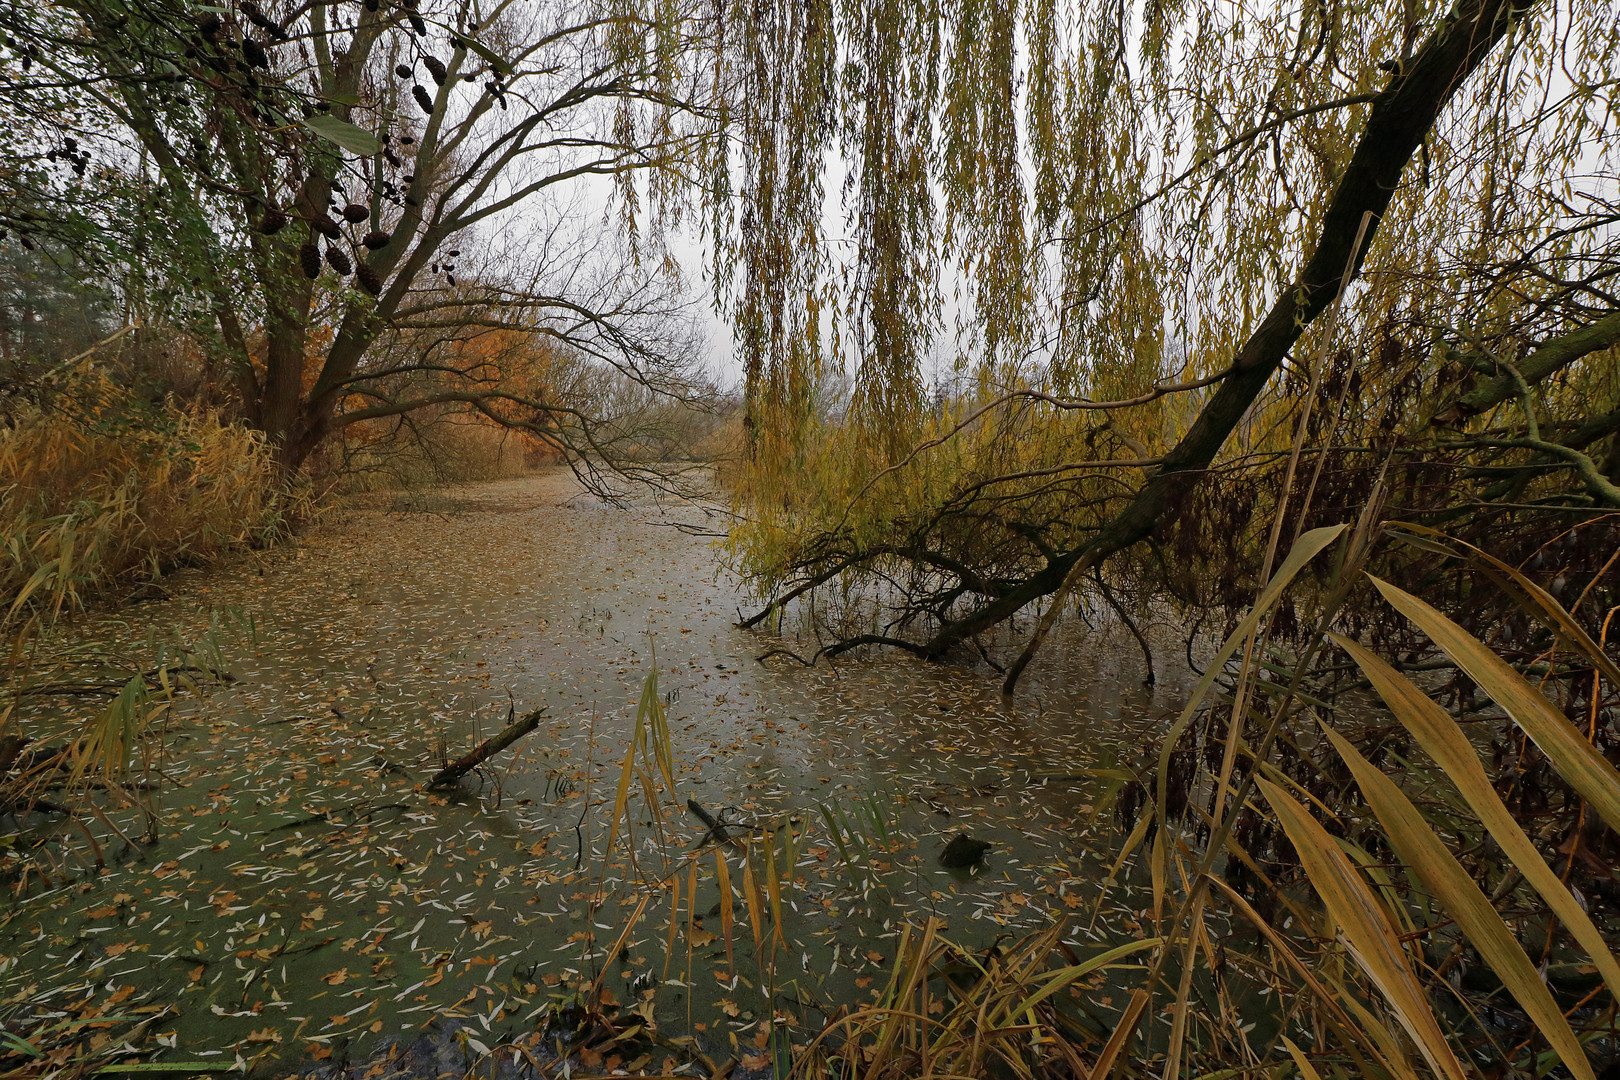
[918,0,1531,689]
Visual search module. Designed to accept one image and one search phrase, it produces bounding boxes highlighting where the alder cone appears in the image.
[241,37,269,69]
[258,208,287,234]
[325,245,353,276]
[422,56,446,85]
[241,1,287,39]
[341,203,369,223]
[394,64,412,78]
[362,230,391,250]
[356,264,383,296]
[412,84,434,114]
[312,215,341,240]
[299,242,321,279]
[408,13,427,34]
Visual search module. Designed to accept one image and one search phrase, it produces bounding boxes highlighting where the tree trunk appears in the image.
[915,0,1529,682]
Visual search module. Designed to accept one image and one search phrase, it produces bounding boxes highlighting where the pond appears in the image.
[0,471,1192,1076]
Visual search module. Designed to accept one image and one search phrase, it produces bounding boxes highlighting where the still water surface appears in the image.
[1,472,1187,1071]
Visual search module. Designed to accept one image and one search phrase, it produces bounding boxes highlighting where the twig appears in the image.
[687,798,745,849]
[754,647,817,666]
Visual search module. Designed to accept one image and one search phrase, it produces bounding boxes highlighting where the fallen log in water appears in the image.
[429,707,546,787]
[686,797,741,848]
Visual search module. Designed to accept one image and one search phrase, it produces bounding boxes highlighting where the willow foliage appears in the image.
[715,0,1620,656]
[722,0,1615,406]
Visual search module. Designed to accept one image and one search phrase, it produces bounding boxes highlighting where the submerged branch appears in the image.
[429,706,546,788]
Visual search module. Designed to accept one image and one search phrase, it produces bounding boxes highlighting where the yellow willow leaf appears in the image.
[1281,1036,1324,1080]
[1257,778,1468,1080]
[1155,525,1346,832]
[1331,633,1620,1002]
[1368,576,1620,835]
[1318,722,1594,1080]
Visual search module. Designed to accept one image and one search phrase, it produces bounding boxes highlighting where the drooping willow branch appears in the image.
[739,0,1534,689]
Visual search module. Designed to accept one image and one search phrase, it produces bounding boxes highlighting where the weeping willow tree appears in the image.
[719,0,1620,685]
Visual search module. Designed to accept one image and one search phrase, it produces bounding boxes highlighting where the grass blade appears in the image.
[1368,575,1620,834]
[1090,989,1149,1080]
[1154,525,1346,836]
[1384,523,1620,687]
[1280,1035,1323,1080]
[1331,632,1620,1002]
[1258,777,1469,1080]
[1208,876,1409,1077]
[1318,721,1595,1080]
[1011,937,1163,1015]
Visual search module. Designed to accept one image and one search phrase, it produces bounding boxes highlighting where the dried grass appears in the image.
[0,365,294,619]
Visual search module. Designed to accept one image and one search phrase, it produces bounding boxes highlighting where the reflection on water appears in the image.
[0,472,1187,1070]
